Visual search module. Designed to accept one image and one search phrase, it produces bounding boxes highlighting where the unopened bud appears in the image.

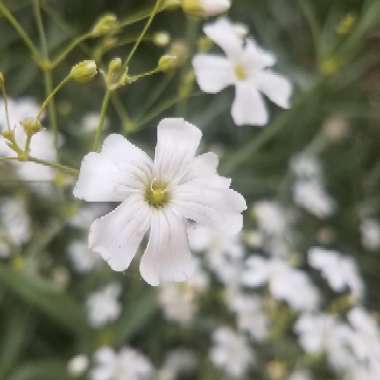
[70,60,97,83]
[168,40,189,67]
[1,129,14,141]
[182,0,231,17]
[153,32,171,47]
[91,14,119,36]
[108,57,122,74]
[0,72,4,88]
[158,55,178,72]
[21,117,42,136]
[337,14,356,35]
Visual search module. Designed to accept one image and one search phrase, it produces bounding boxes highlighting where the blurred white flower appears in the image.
[68,240,101,273]
[0,97,57,182]
[0,197,31,257]
[182,0,231,17]
[86,283,121,328]
[291,153,322,180]
[91,346,154,380]
[192,18,292,126]
[253,200,287,237]
[158,260,208,325]
[226,289,269,341]
[210,326,254,378]
[67,354,89,377]
[360,218,380,251]
[74,118,246,286]
[308,247,363,301]
[158,349,197,380]
[293,180,336,218]
[188,224,244,286]
[243,256,320,311]
[68,204,111,230]
[81,112,109,133]
[288,369,313,380]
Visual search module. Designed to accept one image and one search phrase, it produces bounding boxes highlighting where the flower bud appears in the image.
[158,55,178,72]
[182,0,231,17]
[1,129,14,141]
[91,14,119,36]
[70,60,97,83]
[21,117,42,136]
[0,72,4,88]
[153,32,171,47]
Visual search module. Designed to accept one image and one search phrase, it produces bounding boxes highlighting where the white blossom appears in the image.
[288,369,313,380]
[183,0,231,17]
[68,240,101,273]
[86,283,121,327]
[252,201,287,237]
[243,256,320,311]
[74,118,246,286]
[91,346,154,380]
[291,153,322,180]
[209,326,254,378]
[308,247,363,301]
[67,354,89,377]
[192,18,292,126]
[158,349,197,380]
[360,218,380,251]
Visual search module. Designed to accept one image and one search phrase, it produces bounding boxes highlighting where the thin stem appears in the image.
[123,0,163,69]
[33,0,49,59]
[93,90,112,151]
[0,1,42,63]
[27,156,78,176]
[1,85,12,132]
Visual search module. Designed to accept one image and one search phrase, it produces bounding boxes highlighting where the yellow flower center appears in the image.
[145,180,170,208]
[234,64,247,81]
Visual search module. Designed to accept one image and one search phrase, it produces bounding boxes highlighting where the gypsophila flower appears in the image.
[308,247,363,301]
[243,256,320,311]
[158,349,197,380]
[67,354,89,377]
[68,240,102,273]
[288,369,313,380]
[210,326,254,378]
[182,0,231,17]
[192,18,292,126]
[81,112,109,133]
[91,346,154,380]
[360,218,380,251]
[86,283,121,327]
[74,118,246,286]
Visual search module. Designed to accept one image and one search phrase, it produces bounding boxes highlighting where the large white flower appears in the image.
[74,118,246,286]
[192,18,292,126]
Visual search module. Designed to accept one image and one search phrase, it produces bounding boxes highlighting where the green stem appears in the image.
[0,1,42,63]
[27,156,78,176]
[1,85,12,132]
[33,0,48,59]
[93,90,112,151]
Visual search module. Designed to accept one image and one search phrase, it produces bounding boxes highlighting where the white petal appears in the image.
[242,257,270,287]
[232,82,268,126]
[89,195,151,271]
[257,71,292,109]
[74,134,153,202]
[204,18,244,59]
[139,210,194,286]
[153,118,202,184]
[243,39,276,69]
[173,180,247,235]
[192,54,234,94]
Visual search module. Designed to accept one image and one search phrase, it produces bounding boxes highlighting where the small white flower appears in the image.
[68,240,101,273]
[81,112,109,133]
[158,349,197,380]
[182,0,231,17]
[86,283,121,328]
[67,354,89,377]
[308,247,363,301]
[210,326,254,378]
[192,18,292,126]
[288,369,313,380]
[293,179,336,218]
[74,118,246,286]
[360,218,380,251]
[291,153,322,180]
[243,257,320,311]
[91,346,154,380]
[0,97,56,182]
[253,200,287,237]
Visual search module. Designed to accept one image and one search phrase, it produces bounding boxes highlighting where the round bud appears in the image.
[0,72,4,88]
[91,14,119,36]
[21,117,42,136]
[158,55,178,72]
[153,32,171,47]
[70,60,97,83]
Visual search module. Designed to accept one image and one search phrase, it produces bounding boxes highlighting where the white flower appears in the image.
[288,370,313,380]
[192,18,292,126]
[158,349,197,380]
[360,218,380,251]
[293,179,336,218]
[91,346,154,380]
[68,240,101,273]
[226,289,269,341]
[253,200,287,237]
[68,204,111,230]
[158,260,208,325]
[243,257,320,311]
[290,153,322,180]
[81,112,108,133]
[74,118,246,286]
[182,0,231,17]
[67,354,89,377]
[209,326,254,378]
[308,247,363,301]
[0,97,56,182]
[86,283,121,328]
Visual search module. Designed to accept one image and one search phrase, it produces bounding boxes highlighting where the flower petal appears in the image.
[154,118,202,184]
[257,71,292,109]
[74,134,152,202]
[232,82,268,126]
[89,195,151,271]
[173,179,247,235]
[139,210,194,286]
[192,54,234,94]
[243,39,276,70]
[204,18,244,58]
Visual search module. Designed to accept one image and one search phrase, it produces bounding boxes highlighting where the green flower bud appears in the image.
[153,32,171,47]
[1,129,14,141]
[158,55,178,72]
[0,72,4,88]
[70,60,97,83]
[21,117,42,136]
[91,14,119,36]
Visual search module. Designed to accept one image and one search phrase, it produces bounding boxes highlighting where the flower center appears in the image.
[145,180,170,208]
[234,64,247,81]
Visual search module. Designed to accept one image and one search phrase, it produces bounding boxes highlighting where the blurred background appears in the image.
[0,0,380,379]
